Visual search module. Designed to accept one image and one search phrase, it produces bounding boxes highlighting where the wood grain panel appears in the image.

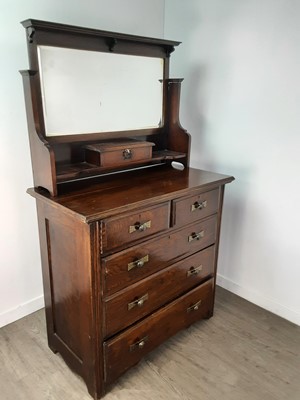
[103,215,218,295]
[104,278,214,385]
[172,188,220,227]
[101,202,170,251]
[104,246,215,337]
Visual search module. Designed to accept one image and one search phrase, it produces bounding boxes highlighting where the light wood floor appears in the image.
[1,287,299,400]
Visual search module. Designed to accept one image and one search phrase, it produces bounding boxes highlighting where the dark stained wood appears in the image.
[20,70,57,195]
[172,187,220,227]
[29,172,232,398]
[164,79,191,167]
[22,18,234,400]
[103,217,217,295]
[20,20,193,195]
[84,140,154,168]
[210,184,226,318]
[28,160,233,399]
[35,200,101,397]
[101,202,170,251]
[55,151,187,183]
[104,278,214,385]
[104,246,215,337]
[21,19,180,58]
[28,167,234,222]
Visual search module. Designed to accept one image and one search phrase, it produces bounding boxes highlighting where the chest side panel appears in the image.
[36,200,101,395]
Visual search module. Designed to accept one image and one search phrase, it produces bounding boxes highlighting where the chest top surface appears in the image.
[27,167,234,222]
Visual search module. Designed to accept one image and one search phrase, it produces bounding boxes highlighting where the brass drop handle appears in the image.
[191,200,207,212]
[137,260,144,267]
[129,336,149,352]
[123,148,132,160]
[128,255,149,271]
[129,220,151,233]
[187,265,203,277]
[187,299,202,313]
[128,293,149,310]
[188,230,204,242]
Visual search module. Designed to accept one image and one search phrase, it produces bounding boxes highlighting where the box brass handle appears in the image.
[123,148,132,160]
[191,200,207,212]
[128,255,149,271]
[129,220,151,233]
[187,265,203,277]
[128,293,149,310]
[129,335,149,352]
[187,299,202,313]
[188,230,204,242]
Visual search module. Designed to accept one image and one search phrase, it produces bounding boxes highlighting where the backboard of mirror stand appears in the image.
[20,19,190,196]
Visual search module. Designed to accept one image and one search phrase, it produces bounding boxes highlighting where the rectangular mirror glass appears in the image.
[37,46,164,136]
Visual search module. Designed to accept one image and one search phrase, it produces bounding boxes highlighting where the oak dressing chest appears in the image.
[21,19,234,398]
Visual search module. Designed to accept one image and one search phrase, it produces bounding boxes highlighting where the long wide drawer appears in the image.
[101,202,170,252]
[104,278,214,385]
[104,246,215,337]
[103,214,218,295]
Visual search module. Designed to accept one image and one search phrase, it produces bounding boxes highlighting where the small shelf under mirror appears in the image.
[56,150,187,182]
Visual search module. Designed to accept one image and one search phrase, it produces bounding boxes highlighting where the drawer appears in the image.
[173,188,219,227]
[104,246,215,337]
[85,140,154,168]
[103,214,218,295]
[101,203,170,251]
[104,278,214,385]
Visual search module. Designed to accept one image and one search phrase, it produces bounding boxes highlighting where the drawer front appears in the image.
[173,188,219,227]
[85,141,154,168]
[104,246,215,337]
[103,214,218,295]
[104,278,214,385]
[100,146,153,167]
[102,203,170,251]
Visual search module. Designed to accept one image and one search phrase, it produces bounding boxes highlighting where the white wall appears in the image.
[165,0,300,325]
[2,0,299,329]
[0,0,165,328]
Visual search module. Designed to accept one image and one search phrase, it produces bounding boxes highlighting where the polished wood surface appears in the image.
[85,140,154,168]
[21,20,235,399]
[35,201,100,396]
[26,166,232,398]
[28,167,233,221]
[20,20,190,195]
[104,247,215,337]
[104,279,214,385]
[103,215,217,295]
[173,187,219,227]
[101,202,170,251]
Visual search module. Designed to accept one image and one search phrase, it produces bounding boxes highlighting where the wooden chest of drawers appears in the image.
[21,19,234,400]
[28,167,233,398]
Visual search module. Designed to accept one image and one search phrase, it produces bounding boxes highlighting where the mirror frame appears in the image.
[37,45,165,136]
[21,19,180,144]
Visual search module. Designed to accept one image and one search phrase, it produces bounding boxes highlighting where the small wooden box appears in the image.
[85,140,155,168]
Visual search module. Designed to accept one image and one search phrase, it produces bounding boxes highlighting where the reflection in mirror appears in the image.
[37,46,164,136]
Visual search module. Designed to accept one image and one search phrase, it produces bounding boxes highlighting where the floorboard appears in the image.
[1,287,299,400]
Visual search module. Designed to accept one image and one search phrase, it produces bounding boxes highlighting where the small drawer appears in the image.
[101,203,170,251]
[85,140,154,168]
[104,246,215,337]
[104,278,214,385]
[173,188,219,227]
[103,214,218,295]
